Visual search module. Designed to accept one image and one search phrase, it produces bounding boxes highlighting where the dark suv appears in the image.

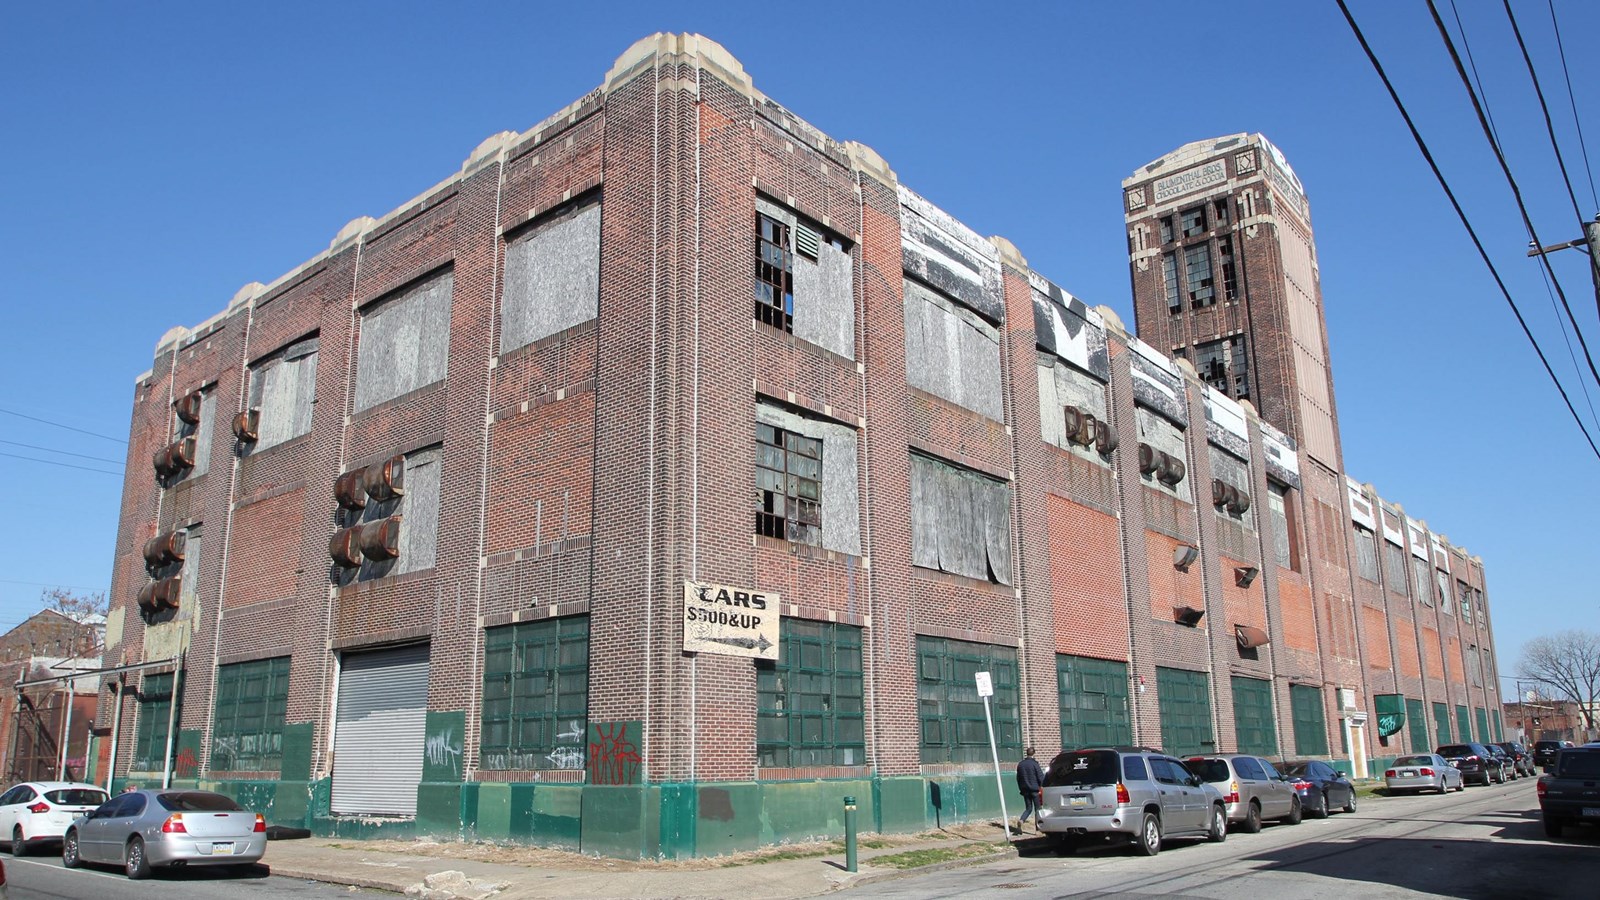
[1493,741,1535,778]
[1534,740,1575,769]
[1039,748,1227,856]
[1536,746,1600,838]
[1437,743,1503,786]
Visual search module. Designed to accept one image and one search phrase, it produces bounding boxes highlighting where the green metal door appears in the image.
[1058,656,1131,750]
[1406,698,1427,754]
[1290,684,1329,756]
[1157,667,1214,757]
[1433,702,1452,745]
[1456,705,1472,742]
[1231,676,1277,756]
[1475,707,1490,745]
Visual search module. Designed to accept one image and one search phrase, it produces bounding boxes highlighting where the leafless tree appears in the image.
[1518,630,1600,738]
[37,587,107,659]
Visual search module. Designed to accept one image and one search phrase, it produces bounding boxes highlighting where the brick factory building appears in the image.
[94,34,1503,857]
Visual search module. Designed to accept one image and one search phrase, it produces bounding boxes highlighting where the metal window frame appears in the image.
[479,615,589,769]
[1057,655,1132,751]
[755,619,865,768]
[916,636,1020,764]
[210,656,290,772]
[1290,683,1329,757]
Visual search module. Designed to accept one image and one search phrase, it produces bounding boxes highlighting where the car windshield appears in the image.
[1556,752,1600,778]
[45,789,106,806]
[1187,759,1231,782]
[1045,750,1121,787]
[1437,745,1473,757]
[1535,741,1560,749]
[1394,756,1433,767]
[1281,762,1310,777]
[155,791,242,812]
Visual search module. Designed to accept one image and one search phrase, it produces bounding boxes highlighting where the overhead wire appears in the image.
[0,451,124,476]
[1546,0,1598,213]
[1332,0,1600,460]
[0,407,127,444]
[0,439,124,466]
[1423,0,1600,394]
[1535,258,1600,432]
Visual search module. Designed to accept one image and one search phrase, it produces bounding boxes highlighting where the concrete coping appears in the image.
[228,281,267,311]
[1093,304,1127,335]
[845,140,895,185]
[605,33,752,97]
[989,236,1026,271]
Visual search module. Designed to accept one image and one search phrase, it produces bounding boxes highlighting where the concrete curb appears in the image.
[268,865,414,893]
[829,848,1020,891]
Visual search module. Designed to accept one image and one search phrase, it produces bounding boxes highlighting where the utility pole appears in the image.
[1527,213,1600,319]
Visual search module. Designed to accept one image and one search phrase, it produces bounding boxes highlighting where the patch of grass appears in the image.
[859,838,896,849]
[871,842,1006,869]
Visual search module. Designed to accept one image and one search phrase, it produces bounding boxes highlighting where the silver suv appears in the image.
[1039,747,1227,856]
[1185,754,1302,832]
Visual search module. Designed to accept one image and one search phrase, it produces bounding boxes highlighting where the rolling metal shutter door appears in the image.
[331,643,429,816]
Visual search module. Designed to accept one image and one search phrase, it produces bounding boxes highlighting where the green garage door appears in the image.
[1492,709,1503,742]
[1231,676,1277,756]
[1433,702,1452,745]
[1475,707,1490,745]
[1456,705,1472,742]
[1406,698,1428,754]
[1058,655,1131,750]
[1157,667,1213,757]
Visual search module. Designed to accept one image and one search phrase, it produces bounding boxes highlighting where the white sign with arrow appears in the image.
[683,580,781,660]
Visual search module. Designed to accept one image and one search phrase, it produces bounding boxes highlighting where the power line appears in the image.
[1547,0,1598,212]
[1501,1,1598,243]
[0,407,127,444]
[1536,257,1600,433]
[1424,0,1600,393]
[1333,0,1600,461]
[0,580,110,593]
[1447,0,1501,149]
[0,451,124,476]
[0,439,124,467]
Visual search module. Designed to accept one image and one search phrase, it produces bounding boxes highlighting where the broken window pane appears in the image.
[1181,205,1207,238]
[1163,252,1181,313]
[1184,244,1215,307]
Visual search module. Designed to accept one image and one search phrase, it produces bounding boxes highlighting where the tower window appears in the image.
[1159,215,1174,244]
[756,214,794,331]
[1180,206,1207,238]
[1219,235,1239,302]
[1163,252,1181,313]
[1214,199,1231,228]
[1184,244,1215,307]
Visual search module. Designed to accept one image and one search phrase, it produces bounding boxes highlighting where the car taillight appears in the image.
[161,814,186,833]
[1224,781,1239,804]
[1292,779,1311,791]
[1467,755,1480,763]
[26,802,49,813]
[1537,781,1547,798]
[1116,783,1130,804]
[1385,770,1396,778]
[1420,768,1434,776]
[254,814,266,833]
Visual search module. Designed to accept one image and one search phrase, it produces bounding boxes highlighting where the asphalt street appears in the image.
[1,856,383,899]
[847,780,1598,900]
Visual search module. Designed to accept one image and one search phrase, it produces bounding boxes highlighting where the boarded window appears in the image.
[247,336,317,450]
[1436,570,1452,614]
[480,615,588,771]
[756,620,864,767]
[501,203,601,354]
[903,278,1004,421]
[1267,483,1294,570]
[355,270,453,412]
[171,389,216,480]
[350,446,441,582]
[1383,542,1408,595]
[210,657,289,772]
[917,636,1019,764]
[909,453,1012,585]
[754,402,860,555]
[754,199,854,359]
[1058,655,1131,750]
[1354,527,1379,583]
[1413,557,1434,606]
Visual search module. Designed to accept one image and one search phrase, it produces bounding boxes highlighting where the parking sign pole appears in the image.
[976,671,1012,841]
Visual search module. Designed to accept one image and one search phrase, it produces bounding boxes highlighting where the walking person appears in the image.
[1016,747,1044,833]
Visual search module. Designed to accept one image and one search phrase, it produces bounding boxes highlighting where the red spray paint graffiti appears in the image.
[174,747,199,779]
[587,721,642,786]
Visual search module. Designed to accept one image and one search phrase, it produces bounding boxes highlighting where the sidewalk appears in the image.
[263,823,1032,899]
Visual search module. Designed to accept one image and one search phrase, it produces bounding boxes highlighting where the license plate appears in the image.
[1070,795,1089,808]
[210,842,235,855]
[1399,770,1416,777]
[1583,808,1600,818]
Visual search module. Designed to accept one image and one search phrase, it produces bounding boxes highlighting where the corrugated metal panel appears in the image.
[331,643,429,816]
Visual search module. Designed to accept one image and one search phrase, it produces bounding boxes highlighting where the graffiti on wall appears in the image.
[587,721,642,786]
[425,726,462,777]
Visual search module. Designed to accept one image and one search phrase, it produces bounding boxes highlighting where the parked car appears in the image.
[63,789,266,879]
[1280,760,1357,817]
[1533,740,1574,769]
[0,782,108,855]
[1536,746,1600,838]
[1437,743,1503,785]
[1384,754,1463,794]
[1185,754,1302,832]
[1484,744,1519,780]
[1493,742,1535,778]
[1038,747,1227,856]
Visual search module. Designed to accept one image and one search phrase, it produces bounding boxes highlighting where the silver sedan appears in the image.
[62,789,266,878]
[1384,754,1463,794]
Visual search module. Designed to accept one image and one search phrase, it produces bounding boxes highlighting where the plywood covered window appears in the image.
[1353,526,1379,583]
[903,277,1004,421]
[756,620,864,768]
[355,270,453,412]
[480,615,588,771]
[246,336,317,450]
[501,202,601,354]
[909,453,1012,585]
[1383,541,1408,596]
[917,636,1019,764]
[210,656,289,772]
[754,199,854,358]
[1413,557,1434,606]
[1267,483,1296,571]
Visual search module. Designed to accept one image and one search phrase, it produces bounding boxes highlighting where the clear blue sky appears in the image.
[3,2,1596,683]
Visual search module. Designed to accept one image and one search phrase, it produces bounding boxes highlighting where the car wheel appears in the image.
[1310,791,1329,819]
[62,829,80,868]
[1543,816,1563,839]
[1136,812,1162,857]
[1343,790,1357,814]
[11,825,26,857]
[126,835,152,879]
[1207,805,1227,843]
[1284,795,1303,825]
[1242,800,1263,834]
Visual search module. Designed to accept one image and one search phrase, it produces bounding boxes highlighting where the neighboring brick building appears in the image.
[96,34,1502,857]
[0,610,105,783]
